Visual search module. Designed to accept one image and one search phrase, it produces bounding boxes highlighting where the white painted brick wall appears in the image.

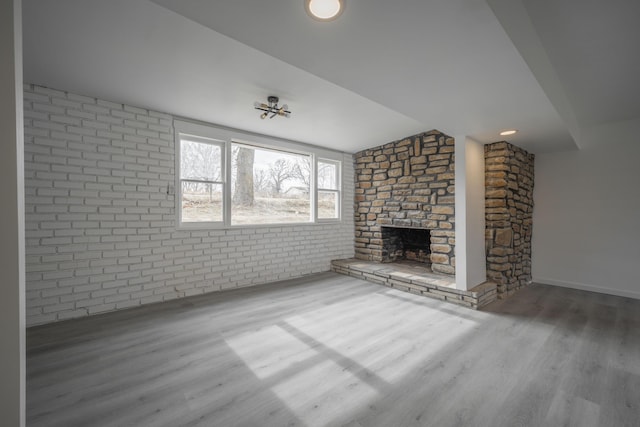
[24,84,355,326]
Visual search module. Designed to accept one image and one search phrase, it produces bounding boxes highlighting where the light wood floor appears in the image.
[27,272,640,427]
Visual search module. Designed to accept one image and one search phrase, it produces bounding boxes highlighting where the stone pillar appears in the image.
[485,142,534,296]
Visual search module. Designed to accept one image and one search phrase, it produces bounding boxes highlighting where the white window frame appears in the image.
[316,158,342,222]
[175,120,230,229]
[174,120,343,229]
[177,135,225,227]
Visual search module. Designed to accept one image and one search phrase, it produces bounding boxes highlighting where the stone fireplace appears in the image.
[332,134,534,309]
[381,226,431,264]
[353,130,455,275]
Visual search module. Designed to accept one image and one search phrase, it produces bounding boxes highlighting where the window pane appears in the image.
[318,161,337,190]
[318,191,339,219]
[181,181,223,222]
[180,139,222,182]
[231,144,311,225]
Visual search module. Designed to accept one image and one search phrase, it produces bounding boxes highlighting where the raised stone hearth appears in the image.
[331,259,497,309]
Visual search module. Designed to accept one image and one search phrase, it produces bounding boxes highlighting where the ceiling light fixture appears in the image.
[500,129,518,136]
[305,0,344,21]
[254,96,291,120]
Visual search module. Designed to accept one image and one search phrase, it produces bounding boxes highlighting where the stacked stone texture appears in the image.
[485,142,534,296]
[354,130,455,275]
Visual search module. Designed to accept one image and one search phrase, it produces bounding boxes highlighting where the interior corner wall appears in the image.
[0,0,25,425]
[23,84,355,326]
[533,142,640,299]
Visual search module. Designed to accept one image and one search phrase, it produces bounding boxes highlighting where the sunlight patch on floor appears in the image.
[283,293,479,382]
[225,324,319,379]
[224,290,479,425]
[271,357,379,427]
[225,322,379,426]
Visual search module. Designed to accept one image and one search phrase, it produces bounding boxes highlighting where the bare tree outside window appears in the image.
[180,138,224,223]
[233,146,255,206]
[291,157,311,188]
[268,159,294,195]
[231,143,311,224]
[253,169,269,194]
[317,161,336,189]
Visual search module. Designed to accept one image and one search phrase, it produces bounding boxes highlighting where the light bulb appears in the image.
[306,0,344,21]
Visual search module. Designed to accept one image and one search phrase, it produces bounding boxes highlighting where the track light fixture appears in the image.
[254,96,291,120]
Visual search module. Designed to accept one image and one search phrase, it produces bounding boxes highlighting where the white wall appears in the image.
[24,84,355,326]
[533,141,640,299]
[0,0,25,425]
[454,137,486,290]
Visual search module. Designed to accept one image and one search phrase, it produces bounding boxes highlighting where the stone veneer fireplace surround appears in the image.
[333,134,534,309]
[353,130,456,276]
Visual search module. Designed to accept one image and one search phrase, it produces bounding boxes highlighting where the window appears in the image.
[175,120,342,227]
[231,143,311,225]
[179,135,225,223]
[317,159,340,219]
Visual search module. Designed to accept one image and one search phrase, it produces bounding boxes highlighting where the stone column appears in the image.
[485,142,534,296]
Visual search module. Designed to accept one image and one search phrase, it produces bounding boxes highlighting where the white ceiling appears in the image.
[487,0,640,149]
[521,0,640,127]
[23,0,640,154]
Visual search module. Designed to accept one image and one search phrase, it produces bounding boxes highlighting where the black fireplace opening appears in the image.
[381,226,431,264]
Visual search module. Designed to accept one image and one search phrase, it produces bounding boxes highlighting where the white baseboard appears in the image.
[533,277,640,301]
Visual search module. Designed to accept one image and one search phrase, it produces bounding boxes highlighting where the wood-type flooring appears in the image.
[27,272,640,426]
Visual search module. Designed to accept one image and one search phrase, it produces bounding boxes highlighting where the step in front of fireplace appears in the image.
[331,258,497,309]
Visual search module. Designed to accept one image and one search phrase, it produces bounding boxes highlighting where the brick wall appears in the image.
[23,84,354,326]
[485,141,534,296]
[353,130,455,275]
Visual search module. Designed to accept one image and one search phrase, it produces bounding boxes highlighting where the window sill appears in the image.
[177,220,342,231]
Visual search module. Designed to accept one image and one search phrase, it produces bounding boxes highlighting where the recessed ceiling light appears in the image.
[500,129,518,136]
[305,0,344,21]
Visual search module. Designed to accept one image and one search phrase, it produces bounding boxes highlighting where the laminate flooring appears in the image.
[27,272,640,427]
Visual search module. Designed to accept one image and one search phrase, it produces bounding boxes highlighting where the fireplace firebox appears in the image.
[381,226,431,265]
